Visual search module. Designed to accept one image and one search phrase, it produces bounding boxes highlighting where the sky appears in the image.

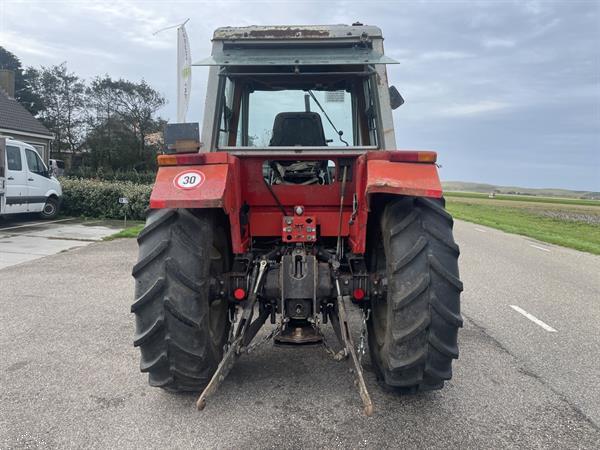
[0,0,598,191]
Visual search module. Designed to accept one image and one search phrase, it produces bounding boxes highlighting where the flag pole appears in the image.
[152,18,189,36]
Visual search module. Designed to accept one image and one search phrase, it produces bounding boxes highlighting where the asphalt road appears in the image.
[1,220,599,449]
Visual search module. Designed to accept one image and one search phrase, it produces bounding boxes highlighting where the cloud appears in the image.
[439,101,511,117]
[0,29,120,61]
[80,1,174,49]
[482,38,516,49]
[419,51,473,61]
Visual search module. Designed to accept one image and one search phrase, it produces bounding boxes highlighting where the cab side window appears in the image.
[25,149,46,175]
[7,146,22,171]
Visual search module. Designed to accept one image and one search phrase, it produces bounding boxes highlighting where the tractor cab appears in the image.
[195,24,400,155]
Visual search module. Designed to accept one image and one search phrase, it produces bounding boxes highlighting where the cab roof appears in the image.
[196,24,397,67]
[212,24,384,41]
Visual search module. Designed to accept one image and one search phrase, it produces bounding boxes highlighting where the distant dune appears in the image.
[442,181,600,200]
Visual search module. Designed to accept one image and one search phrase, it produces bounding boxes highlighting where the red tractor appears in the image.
[132,24,462,415]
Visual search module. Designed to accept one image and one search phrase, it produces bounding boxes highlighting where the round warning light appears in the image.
[353,288,366,301]
[233,288,246,301]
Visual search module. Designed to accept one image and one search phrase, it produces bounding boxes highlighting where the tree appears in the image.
[113,79,165,159]
[29,63,86,155]
[85,76,165,170]
[1,47,166,171]
[0,46,43,114]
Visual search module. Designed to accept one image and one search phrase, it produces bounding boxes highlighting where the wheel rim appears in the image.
[43,202,56,215]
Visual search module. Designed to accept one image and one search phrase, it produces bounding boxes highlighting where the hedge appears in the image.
[60,178,152,220]
[66,168,157,184]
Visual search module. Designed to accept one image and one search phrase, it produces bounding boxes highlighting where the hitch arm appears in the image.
[196,260,269,410]
[334,276,374,417]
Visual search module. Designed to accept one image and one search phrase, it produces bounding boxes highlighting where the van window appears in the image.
[25,149,46,175]
[7,146,22,171]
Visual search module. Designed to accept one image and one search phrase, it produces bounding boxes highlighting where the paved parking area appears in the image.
[0,216,123,269]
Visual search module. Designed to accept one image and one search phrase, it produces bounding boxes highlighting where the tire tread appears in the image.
[131,208,227,392]
[368,196,462,392]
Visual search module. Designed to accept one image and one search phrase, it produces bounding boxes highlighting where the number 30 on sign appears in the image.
[174,170,205,189]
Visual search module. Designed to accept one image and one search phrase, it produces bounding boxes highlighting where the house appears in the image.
[0,69,53,162]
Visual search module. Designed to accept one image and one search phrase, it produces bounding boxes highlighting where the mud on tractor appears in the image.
[132,24,463,415]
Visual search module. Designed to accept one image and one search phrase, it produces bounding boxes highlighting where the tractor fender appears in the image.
[149,153,246,252]
[150,164,232,209]
[348,152,443,253]
[364,158,442,202]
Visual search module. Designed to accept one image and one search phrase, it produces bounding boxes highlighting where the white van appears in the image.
[0,137,62,219]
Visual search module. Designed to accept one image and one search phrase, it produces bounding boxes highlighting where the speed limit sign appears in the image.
[174,170,205,190]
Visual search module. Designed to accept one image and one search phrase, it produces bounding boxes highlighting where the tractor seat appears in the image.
[269,112,327,146]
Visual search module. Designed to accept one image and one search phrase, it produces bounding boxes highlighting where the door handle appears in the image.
[28,178,34,181]
[8,177,14,180]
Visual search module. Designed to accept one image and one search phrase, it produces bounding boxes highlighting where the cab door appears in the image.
[4,145,28,214]
[24,147,49,213]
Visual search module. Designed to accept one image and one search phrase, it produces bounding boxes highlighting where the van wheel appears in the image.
[40,197,60,219]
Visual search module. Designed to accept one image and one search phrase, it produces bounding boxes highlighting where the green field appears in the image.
[445,192,600,254]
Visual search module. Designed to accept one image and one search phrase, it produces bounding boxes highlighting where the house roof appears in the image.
[0,89,52,138]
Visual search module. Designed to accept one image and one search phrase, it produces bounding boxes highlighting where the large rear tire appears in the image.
[131,208,230,392]
[367,197,463,392]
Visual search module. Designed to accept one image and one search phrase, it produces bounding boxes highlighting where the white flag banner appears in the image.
[177,24,192,123]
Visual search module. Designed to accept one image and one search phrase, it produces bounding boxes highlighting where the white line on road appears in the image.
[0,218,76,232]
[509,305,557,332]
[530,244,550,252]
[474,227,487,233]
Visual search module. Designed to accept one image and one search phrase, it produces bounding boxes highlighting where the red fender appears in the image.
[149,153,247,252]
[349,151,442,253]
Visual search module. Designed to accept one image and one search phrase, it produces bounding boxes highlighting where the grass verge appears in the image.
[446,199,600,255]
[104,224,144,240]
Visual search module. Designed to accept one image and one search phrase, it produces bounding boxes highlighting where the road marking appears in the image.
[474,227,487,233]
[0,218,76,232]
[509,305,557,332]
[530,244,550,252]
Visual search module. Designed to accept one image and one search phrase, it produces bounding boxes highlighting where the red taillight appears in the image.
[388,151,437,163]
[157,153,206,166]
[353,288,366,301]
[233,288,246,301]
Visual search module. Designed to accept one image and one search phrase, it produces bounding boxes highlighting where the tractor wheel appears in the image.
[367,197,463,392]
[131,208,230,392]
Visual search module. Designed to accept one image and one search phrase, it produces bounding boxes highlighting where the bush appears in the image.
[61,178,152,220]
[66,168,156,185]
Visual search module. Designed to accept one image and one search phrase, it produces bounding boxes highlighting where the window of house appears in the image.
[32,144,45,159]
